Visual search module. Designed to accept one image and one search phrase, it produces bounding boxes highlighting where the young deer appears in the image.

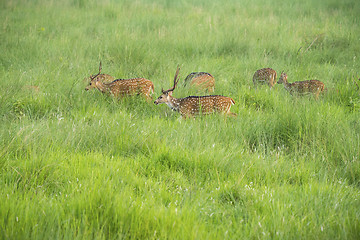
[183,72,215,93]
[277,72,326,99]
[154,67,236,118]
[85,64,154,100]
[252,68,277,89]
[85,62,115,89]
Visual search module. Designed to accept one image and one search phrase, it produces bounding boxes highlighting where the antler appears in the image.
[166,65,180,92]
[90,62,102,81]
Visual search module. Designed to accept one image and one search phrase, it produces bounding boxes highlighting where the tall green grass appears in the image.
[1,0,360,239]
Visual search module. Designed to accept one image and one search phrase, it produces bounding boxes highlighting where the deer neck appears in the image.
[95,81,110,93]
[282,78,292,92]
[166,95,181,111]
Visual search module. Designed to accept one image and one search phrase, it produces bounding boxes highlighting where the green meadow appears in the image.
[1,0,360,239]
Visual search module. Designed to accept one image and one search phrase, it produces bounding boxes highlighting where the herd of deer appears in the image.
[85,63,326,118]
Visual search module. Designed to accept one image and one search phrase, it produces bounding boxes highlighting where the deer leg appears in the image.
[144,92,153,101]
[253,82,257,91]
[314,90,320,100]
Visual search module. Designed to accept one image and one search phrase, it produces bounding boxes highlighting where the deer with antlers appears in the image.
[85,62,154,100]
[277,72,326,99]
[183,72,215,93]
[154,66,236,118]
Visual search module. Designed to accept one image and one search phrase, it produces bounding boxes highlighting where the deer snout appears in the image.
[154,100,159,105]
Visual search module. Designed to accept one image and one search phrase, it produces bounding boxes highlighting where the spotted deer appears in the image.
[85,64,154,100]
[85,62,115,89]
[154,67,236,118]
[277,72,326,99]
[183,72,215,93]
[252,68,277,89]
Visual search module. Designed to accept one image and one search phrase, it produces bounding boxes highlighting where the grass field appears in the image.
[1,0,360,239]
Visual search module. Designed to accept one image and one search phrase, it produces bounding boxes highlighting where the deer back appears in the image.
[107,78,154,99]
[178,95,235,117]
[253,68,277,88]
[184,72,215,92]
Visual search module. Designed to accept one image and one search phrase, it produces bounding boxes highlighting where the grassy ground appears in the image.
[1,0,360,239]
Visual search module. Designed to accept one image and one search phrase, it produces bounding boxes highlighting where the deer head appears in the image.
[154,66,180,105]
[85,62,104,91]
[277,71,288,84]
